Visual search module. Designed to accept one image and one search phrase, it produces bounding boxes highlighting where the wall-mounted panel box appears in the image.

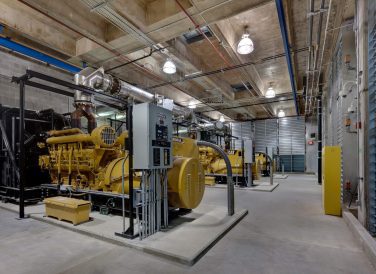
[244,139,253,163]
[133,103,173,169]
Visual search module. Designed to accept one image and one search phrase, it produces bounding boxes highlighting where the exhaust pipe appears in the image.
[75,67,154,102]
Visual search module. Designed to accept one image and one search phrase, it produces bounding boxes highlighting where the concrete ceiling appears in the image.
[0,0,355,121]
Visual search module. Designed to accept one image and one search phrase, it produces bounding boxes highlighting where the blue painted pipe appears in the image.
[0,37,81,73]
[275,0,299,115]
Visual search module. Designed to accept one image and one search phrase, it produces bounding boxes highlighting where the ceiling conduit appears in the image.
[275,0,300,115]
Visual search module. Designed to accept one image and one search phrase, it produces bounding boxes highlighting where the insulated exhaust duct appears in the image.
[75,68,204,125]
[75,67,155,103]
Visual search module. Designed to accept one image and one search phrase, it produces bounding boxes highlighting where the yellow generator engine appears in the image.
[255,153,268,175]
[39,126,205,209]
[199,148,243,175]
[199,147,246,185]
[211,150,243,176]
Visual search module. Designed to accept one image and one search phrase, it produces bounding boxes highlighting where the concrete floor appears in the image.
[1,174,375,274]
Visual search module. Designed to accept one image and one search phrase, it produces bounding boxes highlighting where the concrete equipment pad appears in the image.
[0,202,247,265]
[207,182,279,192]
[248,182,279,192]
[274,174,289,179]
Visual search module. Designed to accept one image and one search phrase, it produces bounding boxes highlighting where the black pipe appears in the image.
[117,103,136,239]
[146,47,308,90]
[12,116,16,188]
[127,103,134,235]
[19,80,25,219]
[198,96,294,114]
[106,48,152,73]
[242,140,245,179]
[317,95,322,185]
[105,46,171,73]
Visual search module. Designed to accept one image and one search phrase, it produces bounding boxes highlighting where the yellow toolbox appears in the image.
[44,196,91,225]
[322,146,341,216]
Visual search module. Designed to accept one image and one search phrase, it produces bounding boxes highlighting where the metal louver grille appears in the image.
[279,117,305,155]
[278,117,305,172]
[231,122,253,149]
[368,0,376,235]
[101,127,116,145]
[254,119,278,153]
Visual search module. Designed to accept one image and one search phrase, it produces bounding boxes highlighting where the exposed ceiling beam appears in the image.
[168,38,234,100]
[75,0,275,61]
[0,0,77,56]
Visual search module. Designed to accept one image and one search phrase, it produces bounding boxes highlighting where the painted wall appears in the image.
[0,49,73,113]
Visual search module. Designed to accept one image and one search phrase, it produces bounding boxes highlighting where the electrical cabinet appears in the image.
[133,103,173,169]
[244,139,253,163]
[322,146,341,216]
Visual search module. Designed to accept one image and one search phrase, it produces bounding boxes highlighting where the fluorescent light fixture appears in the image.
[162,58,176,74]
[219,115,225,122]
[278,109,285,118]
[188,102,196,109]
[114,114,126,119]
[237,33,254,55]
[265,85,276,98]
[185,71,202,77]
[97,111,114,117]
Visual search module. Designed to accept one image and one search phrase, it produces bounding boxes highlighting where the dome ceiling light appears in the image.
[188,101,196,109]
[265,83,276,98]
[278,109,286,118]
[237,27,254,55]
[162,58,176,74]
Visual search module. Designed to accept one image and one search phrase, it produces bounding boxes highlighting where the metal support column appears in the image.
[116,102,137,239]
[317,95,323,184]
[19,80,25,219]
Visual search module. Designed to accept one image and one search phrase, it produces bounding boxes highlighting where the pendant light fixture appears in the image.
[188,101,196,109]
[265,82,276,98]
[219,115,225,122]
[278,109,286,118]
[162,58,176,74]
[237,27,254,55]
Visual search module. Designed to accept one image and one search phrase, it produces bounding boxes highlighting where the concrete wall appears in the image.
[305,117,318,174]
[0,49,73,113]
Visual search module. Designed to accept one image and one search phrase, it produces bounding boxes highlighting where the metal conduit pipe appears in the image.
[196,141,234,216]
[15,0,225,117]
[305,0,315,114]
[308,0,326,115]
[312,0,333,113]
[175,0,231,67]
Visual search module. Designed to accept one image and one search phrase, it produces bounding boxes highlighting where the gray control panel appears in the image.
[133,103,173,169]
